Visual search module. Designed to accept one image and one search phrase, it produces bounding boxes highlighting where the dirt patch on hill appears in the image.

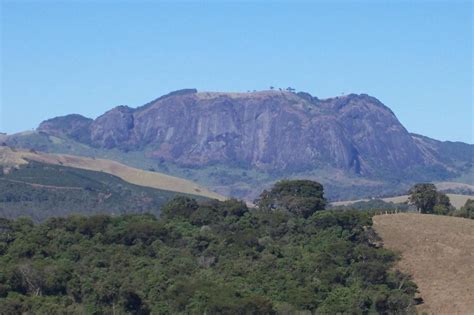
[373,213,474,314]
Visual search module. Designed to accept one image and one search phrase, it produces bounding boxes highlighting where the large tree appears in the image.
[255,179,326,218]
[408,183,451,214]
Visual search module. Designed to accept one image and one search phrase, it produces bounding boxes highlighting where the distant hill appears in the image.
[0,160,197,221]
[331,193,473,209]
[0,147,225,221]
[0,146,225,200]
[4,89,472,201]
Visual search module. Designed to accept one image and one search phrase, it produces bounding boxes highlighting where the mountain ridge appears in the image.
[36,90,456,172]
[4,89,473,200]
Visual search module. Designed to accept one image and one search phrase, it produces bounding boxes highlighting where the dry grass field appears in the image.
[373,213,474,314]
[0,146,226,200]
[435,181,474,192]
[332,193,473,209]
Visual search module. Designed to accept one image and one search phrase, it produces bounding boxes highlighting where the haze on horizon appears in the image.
[1,1,472,143]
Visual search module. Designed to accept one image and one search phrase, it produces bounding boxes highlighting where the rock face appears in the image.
[38,114,93,143]
[36,89,471,177]
[90,106,135,149]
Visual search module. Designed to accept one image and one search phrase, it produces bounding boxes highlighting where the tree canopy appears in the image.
[408,183,452,214]
[0,182,417,314]
[255,180,327,218]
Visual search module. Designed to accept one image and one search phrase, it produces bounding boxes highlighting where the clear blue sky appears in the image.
[1,1,472,143]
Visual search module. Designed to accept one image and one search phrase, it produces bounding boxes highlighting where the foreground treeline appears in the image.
[0,181,417,314]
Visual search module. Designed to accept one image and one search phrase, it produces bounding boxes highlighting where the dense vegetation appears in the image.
[255,180,327,218]
[0,161,200,222]
[0,180,418,314]
[453,199,474,219]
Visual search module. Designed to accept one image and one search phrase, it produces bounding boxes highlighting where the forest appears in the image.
[0,180,418,314]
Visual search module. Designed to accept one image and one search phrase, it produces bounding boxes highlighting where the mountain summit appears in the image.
[8,89,473,200]
[38,89,468,175]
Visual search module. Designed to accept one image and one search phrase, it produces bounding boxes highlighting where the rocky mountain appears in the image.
[38,89,471,174]
[6,89,473,200]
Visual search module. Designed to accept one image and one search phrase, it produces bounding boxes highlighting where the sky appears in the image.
[1,0,472,143]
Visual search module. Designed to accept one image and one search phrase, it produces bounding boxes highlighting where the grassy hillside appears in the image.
[0,146,225,201]
[332,193,473,209]
[0,161,207,221]
[434,181,474,194]
[373,213,474,314]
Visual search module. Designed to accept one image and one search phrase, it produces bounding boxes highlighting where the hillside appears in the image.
[0,146,225,201]
[4,89,472,201]
[331,193,473,209]
[0,159,215,221]
[373,213,474,314]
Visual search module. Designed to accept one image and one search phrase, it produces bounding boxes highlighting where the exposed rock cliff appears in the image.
[38,89,462,178]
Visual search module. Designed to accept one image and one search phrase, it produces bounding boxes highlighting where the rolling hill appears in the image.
[0,146,225,200]
[0,146,226,221]
[0,160,198,221]
[331,192,473,209]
